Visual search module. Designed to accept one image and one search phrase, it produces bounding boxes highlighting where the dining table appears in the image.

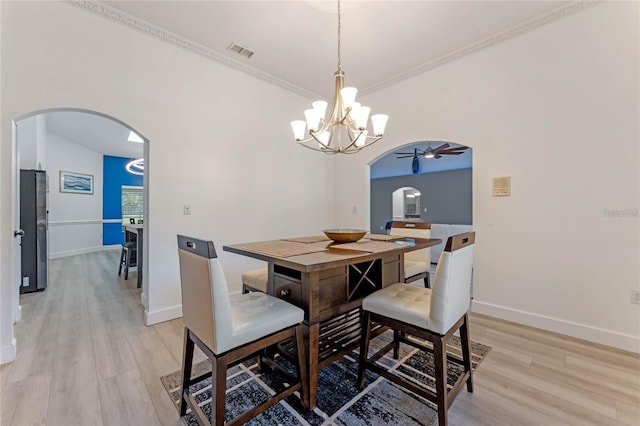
[124,223,144,288]
[223,233,442,409]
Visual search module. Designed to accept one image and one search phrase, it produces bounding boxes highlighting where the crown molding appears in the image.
[66,0,596,100]
[64,0,322,100]
[360,1,598,95]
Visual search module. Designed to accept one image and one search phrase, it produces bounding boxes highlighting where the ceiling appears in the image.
[42,1,573,171]
[44,111,143,159]
[100,0,570,100]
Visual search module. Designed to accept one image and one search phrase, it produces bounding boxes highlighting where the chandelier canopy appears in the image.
[291,0,388,154]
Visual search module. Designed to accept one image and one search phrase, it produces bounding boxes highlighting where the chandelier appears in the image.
[290,0,388,154]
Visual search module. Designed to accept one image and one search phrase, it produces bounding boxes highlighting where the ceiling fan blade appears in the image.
[440,151,464,155]
[396,155,415,159]
[395,152,418,156]
[432,143,450,153]
[434,154,442,159]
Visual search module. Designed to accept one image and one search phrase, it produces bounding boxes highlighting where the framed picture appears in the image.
[59,171,94,194]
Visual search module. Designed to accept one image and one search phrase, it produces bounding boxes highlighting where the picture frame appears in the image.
[59,171,94,194]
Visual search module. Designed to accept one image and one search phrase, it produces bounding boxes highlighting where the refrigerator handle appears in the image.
[14,229,24,237]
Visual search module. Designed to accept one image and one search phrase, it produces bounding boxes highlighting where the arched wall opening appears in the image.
[8,108,150,362]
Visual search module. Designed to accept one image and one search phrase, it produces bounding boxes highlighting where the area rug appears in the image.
[161,331,491,426]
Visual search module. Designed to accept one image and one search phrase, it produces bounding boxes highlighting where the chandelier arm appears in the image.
[309,132,333,151]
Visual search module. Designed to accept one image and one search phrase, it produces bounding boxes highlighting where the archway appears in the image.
[369,140,473,262]
[9,108,149,360]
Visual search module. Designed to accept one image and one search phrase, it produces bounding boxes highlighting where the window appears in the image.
[122,185,143,225]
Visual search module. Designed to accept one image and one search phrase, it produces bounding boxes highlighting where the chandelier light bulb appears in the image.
[304,109,321,132]
[312,101,328,120]
[340,87,358,109]
[291,120,307,141]
[371,114,389,137]
[353,105,371,130]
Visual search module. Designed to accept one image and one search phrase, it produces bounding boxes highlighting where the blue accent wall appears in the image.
[103,155,143,245]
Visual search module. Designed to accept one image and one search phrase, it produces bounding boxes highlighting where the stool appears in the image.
[118,241,137,280]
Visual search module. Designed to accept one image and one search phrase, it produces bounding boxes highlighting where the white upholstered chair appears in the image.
[241,267,268,293]
[390,221,432,287]
[177,235,309,425]
[357,232,476,426]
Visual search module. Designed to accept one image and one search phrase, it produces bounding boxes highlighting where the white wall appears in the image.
[17,115,37,169]
[0,0,333,360]
[333,2,639,352]
[45,131,103,258]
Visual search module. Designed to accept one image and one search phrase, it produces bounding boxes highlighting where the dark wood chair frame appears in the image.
[180,324,308,426]
[357,232,476,426]
[357,312,472,426]
[176,231,310,426]
[117,241,137,281]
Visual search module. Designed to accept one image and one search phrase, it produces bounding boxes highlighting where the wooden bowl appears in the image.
[323,229,367,243]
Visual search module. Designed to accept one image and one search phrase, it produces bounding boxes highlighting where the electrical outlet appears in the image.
[631,290,640,305]
[22,277,29,287]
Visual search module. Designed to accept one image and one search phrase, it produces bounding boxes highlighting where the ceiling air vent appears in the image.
[227,43,254,59]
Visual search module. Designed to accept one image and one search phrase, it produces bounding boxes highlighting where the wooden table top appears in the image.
[223,236,442,273]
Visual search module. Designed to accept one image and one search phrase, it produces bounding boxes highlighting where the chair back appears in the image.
[390,221,431,263]
[177,235,232,353]
[430,232,475,334]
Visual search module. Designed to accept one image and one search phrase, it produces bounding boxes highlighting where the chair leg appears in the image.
[118,248,125,276]
[294,324,310,412]
[180,328,195,417]
[357,311,372,390]
[433,335,448,426]
[124,248,131,280]
[393,329,400,359]
[211,355,227,426]
[424,272,431,288]
[460,313,474,392]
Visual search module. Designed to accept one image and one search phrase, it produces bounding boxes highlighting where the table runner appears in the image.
[233,241,328,258]
[365,233,403,241]
[281,235,331,243]
[331,240,408,253]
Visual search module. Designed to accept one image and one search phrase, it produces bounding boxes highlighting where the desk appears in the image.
[124,224,143,288]
[223,235,441,408]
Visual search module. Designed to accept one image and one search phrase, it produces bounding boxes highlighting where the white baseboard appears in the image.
[140,292,148,310]
[145,304,183,325]
[472,300,640,354]
[16,305,21,322]
[0,339,17,364]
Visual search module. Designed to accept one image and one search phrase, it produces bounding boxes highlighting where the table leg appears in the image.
[304,322,320,409]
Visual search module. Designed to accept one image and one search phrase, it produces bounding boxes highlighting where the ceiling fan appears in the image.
[395,143,469,174]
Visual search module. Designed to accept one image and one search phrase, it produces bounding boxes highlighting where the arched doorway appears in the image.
[9,108,149,361]
[369,140,473,261]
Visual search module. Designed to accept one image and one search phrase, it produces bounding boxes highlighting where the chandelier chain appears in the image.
[337,0,341,71]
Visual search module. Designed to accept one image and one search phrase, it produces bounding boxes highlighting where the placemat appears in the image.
[365,233,404,241]
[332,240,408,253]
[234,241,328,258]
[281,235,331,243]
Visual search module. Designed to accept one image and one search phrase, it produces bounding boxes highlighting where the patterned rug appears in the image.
[160,331,491,426]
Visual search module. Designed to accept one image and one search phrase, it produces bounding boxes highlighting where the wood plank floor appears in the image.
[1,250,638,425]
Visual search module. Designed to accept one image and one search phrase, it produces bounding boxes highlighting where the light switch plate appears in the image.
[183,204,191,215]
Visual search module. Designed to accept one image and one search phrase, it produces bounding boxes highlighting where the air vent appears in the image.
[227,43,254,59]
[493,176,511,196]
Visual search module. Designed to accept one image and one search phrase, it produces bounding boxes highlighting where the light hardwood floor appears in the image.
[1,250,638,425]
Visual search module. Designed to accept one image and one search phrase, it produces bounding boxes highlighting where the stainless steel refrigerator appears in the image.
[20,169,47,293]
